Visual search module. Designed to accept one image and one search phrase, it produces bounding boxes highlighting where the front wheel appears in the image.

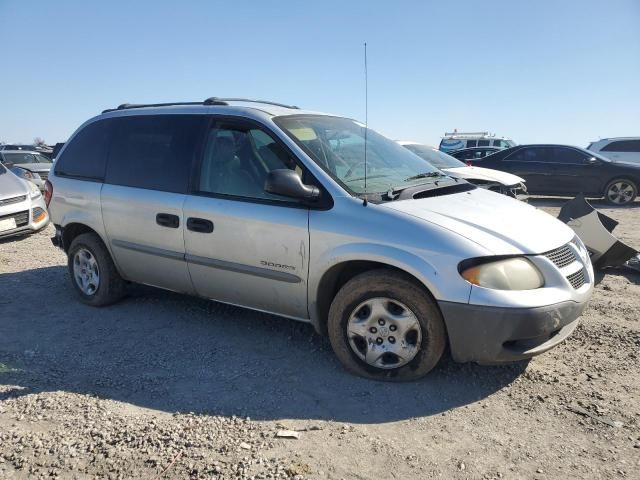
[604,178,637,205]
[327,269,446,381]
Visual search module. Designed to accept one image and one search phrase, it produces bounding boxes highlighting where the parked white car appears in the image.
[587,138,640,166]
[398,142,527,199]
[0,162,49,239]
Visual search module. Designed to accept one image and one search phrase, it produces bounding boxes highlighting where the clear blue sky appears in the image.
[1,0,638,147]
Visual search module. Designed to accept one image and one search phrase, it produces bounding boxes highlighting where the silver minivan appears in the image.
[47,98,593,381]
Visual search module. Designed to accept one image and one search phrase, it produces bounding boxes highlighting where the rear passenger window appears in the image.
[477,140,490,147]
[507,148,554,162]
[466,140,477,148]
[602,140,640,152]
[54,120,112,180]
[105,115,205,193]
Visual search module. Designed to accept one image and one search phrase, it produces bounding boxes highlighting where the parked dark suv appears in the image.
[466,144,640,205]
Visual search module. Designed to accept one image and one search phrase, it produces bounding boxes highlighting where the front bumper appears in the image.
[0,198,49,240]
[0,213,49,239]
[439,299,587,364]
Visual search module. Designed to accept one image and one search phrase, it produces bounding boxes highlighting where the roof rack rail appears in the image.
[102,97,299,114]
[443,131,492,137]
[102,101,204,114]
[203,97,299,109]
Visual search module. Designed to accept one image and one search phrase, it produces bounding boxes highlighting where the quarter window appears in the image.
[54,119,112,179]
[105,115,206,193]
[601,140,640,152]
[198,122,300,202]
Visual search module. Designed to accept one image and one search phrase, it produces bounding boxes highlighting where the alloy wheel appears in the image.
[606,181,635,205]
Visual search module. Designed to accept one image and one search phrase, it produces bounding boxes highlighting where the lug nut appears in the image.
[388,336,396,344]
[389,324,397,332]
[369,327,377,334]
[376,337,383,345]
[378,319,386,326]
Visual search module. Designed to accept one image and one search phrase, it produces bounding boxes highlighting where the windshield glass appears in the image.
[402,144,466,168]
[0,162,6,175]
[3,152,37,164]
[274,115,443,194]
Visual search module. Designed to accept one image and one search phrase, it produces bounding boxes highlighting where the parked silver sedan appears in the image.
[0,150,53,191]
[0,162,49,239]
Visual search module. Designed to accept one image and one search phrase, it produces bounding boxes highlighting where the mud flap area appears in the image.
[557,194,638,270]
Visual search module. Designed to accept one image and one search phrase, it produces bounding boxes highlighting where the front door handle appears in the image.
[156,213,180,228]
[187,217,214,233]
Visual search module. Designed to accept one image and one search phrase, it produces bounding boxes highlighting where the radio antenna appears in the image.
[363,41,368,206]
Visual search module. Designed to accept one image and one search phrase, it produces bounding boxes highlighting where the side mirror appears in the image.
[264,169,320,202]
[587,156,599,165]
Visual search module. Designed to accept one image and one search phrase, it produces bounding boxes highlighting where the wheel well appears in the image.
[62,223,98,252]
[604,175,639,191]
[314,261,431,335]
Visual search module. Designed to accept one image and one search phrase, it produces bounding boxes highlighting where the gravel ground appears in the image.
[0,197,639,479]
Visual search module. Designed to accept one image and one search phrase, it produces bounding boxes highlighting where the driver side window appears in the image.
[198,122,301,202]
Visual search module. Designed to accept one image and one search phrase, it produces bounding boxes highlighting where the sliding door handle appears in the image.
[187,217,214,233]
[156,213,180,228]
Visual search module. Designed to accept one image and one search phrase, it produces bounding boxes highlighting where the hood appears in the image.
[0,169,29,198]
[382,187,574,255]
[443,166,524,186]
[12,163,52,173]
[610,159,640,169]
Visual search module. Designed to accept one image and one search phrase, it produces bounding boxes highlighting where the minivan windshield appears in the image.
[275,115,450,195]
[402,144,466,169]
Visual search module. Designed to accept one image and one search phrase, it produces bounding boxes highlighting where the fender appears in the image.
[308,241,473,328]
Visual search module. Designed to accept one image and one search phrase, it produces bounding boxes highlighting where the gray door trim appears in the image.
[186,253,302,284]
[111,239,302,284]
[111,239,184,261]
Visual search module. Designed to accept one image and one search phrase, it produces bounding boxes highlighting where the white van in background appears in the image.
[439,131,515,153]
[587,137,640,166]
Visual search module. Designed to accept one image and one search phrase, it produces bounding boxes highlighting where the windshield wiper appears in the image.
[404,171,445,181]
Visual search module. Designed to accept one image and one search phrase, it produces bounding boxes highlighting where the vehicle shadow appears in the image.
[594,267,640,286]
[0,232,35,245]
[528,196,640,209]
[0,266,527,424]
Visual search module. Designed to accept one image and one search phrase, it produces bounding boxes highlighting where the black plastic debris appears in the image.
[557,194,638,270]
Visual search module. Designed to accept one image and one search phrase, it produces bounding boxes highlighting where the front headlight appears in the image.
[460,257,544,290]
[29,182,41,199]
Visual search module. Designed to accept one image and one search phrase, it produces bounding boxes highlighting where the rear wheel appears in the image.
[604,178,637,205]
[68,233,126,306]
[327,269,446,381]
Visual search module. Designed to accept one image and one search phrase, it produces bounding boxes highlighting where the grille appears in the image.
[0,195,27,206]
[0,210,29,227]
[567,269,586,289]
[544,244,576,268]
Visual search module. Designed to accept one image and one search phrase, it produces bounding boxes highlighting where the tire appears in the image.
[327,269,446,381]
[67,232,126,306]
[604,178,637,206]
